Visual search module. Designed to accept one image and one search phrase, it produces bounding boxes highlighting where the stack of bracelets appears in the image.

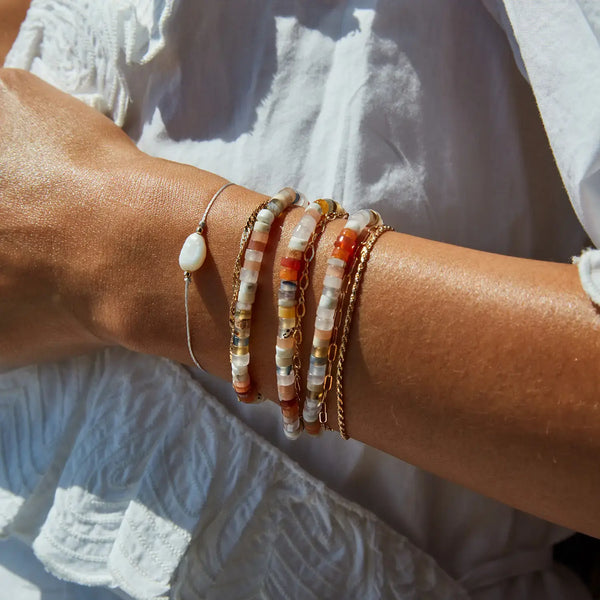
[180,184,393,440]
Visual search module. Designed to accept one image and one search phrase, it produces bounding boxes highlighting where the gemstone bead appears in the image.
[247,238,267,252]
[283,419,301,433]
[253,220,270,233]
[332,246,352,262]
[277,372,295,386]
[289,237,308,252]
[316,306,335,321]
[325,264,345,280]
[335,230,358,253]
[231,354,250,367]
[278,305,296,319]
[257,208,275,225]
[240,268,259,284]
[346,209,371,233]
[284,427,302,440]
[282,406,300,419]
[245,249,264,263]
[278,384,296,401]
[279,267,299,281]
[281,256,302,271]
[307,373,325,386]
[323,275,342,289]
[304,420,321,436]
[279,398,297,409]
[277,336,294,349]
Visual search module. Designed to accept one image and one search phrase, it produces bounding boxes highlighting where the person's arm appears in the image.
[2,68,600,539]
[0,0,29,65]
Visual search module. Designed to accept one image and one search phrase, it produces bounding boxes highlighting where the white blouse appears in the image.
[2,0,598,598]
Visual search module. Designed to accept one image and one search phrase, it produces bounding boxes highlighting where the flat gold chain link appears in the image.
[336,225,394,439]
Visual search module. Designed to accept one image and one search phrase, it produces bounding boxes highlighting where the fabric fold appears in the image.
[0,348,468,599]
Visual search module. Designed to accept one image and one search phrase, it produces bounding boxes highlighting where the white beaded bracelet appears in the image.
[179,181,236,369]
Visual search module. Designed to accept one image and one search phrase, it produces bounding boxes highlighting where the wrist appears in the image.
[89,155,268,370]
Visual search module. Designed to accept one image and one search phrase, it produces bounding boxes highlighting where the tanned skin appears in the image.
[2,1,600,539]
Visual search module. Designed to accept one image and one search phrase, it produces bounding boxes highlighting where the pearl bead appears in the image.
[179,232,207,271]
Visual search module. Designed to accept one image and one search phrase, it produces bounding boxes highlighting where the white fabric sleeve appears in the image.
[484,1,600,301]
[498,0,600,248]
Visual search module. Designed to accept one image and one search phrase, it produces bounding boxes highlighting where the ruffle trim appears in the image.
[574,247,600,306]
[0,348,468,599]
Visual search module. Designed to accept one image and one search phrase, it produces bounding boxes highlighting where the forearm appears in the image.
[100,157,600,537]
[0,0,29,65]
[2,64,598,537]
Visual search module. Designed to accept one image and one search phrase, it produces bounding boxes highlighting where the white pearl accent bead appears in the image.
[179,232,207,271]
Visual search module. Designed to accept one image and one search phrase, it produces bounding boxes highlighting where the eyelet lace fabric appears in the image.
[6,0,175,126]
[0,348,467,599]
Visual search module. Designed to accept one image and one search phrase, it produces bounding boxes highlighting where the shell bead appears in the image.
[179,232,207,271]
[257,208,276,225]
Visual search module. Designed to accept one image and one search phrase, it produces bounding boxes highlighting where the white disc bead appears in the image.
[257,208,276,225]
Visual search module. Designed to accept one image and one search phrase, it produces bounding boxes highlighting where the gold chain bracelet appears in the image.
[336,224,394,439]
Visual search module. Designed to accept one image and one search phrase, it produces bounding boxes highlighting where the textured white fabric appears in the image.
[0,349,467,600]
[2,0,594,599]
[575,248,600,306]
[498,1,600,296]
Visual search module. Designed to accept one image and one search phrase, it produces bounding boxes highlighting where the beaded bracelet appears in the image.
[276,199,345,439]
[303,208,383,434]
[336,224,394,439]
[179,181,236,369]
[230,188,305,403]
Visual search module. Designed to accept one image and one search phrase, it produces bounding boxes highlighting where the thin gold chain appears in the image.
[336,225,394,439]
[291,208,348,401]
